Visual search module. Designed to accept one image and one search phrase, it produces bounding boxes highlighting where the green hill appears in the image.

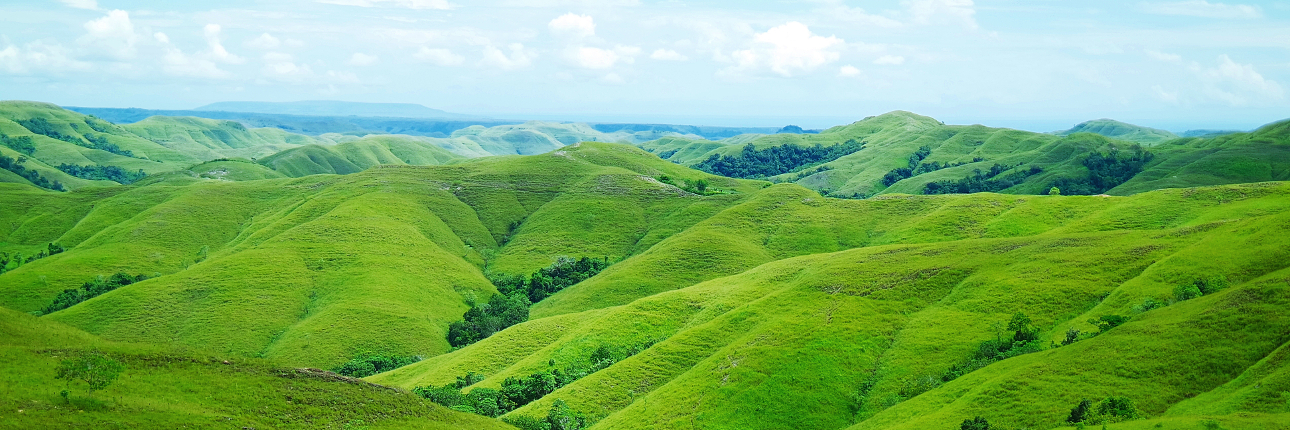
[1054,118,1180,145]
[195,100,478,119]
[256,135,465,177]
[121,115,329,160]
[648,111,1290,199]
[0,306,512,429]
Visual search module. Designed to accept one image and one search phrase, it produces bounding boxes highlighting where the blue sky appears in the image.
[1,0,1287,130]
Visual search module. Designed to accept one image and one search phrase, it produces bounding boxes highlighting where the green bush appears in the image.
[333,353,421,378]
[960,416,991,430]
[42,273,149,314]
[55,352,124,395]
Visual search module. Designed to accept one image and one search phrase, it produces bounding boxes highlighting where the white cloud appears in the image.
[838,65,862,77]
[79,10,138,60]
[348,52,379,66]
[246,33,281,50]
[904,0,978,30]
[1191,55,1283,105]
[317,0,454,9]
[873,55,905,65]
[727,22,844,77]
[262,51,314,81]
[549,13,595,38]
[569,45,639,69]
[601,72,625,84]
[204,24,244,64]
[1146,49,1182,63]
[60,0,99,10]
[482,44,536,70]
[0,41,89,75]
[1152,85,1180,103]
[828,4,903,28]
[650,49,687,61]
[1143,1,1262,19]
[415,47,464,66]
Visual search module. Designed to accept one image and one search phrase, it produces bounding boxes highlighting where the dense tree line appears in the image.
[415,341,653,425]
[0,155,65,191]
[16,117,134,157]
[0,134,36,155]
[40,272,149,315]
[880,146,985,187]
[694,139,864,179]
[447,293,530,347]
[491,256,612,304]
[0,243,65,275]
[1066,396,1140,425]
[922,164,1043,195]
[333,353,421,378]
[655,175,711,195]
[57,163,147,184]
[1047,146,1154,195]
[940,313,1043,383]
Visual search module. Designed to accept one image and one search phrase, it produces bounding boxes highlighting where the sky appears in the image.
[1,0,1287,131]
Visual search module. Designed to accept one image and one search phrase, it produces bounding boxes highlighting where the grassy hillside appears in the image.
[122,115,330,160]
[0,306,513,429]
[0,142,761,372]
[1055,118,1180,144]
[647,111,1290,199]
[373,181,1290,430]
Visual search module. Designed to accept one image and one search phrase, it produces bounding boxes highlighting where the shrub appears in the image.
[695,140,865,179]
[1062,328,1082,346]
[960,416,991,430]
[1068,399,1092,423]
[56,352,124,395]
[1095,396,1139,422]
[1091,315,1128,334]
[1133,297,1164,313]
[42,273,149,314]
[334,353,421,378]
[1174,283,1202,302]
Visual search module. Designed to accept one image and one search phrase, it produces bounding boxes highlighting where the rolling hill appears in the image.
[1054,118,1179,145]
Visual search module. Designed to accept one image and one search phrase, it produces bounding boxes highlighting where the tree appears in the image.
[1068,399,1092,423]
[960,416,991,430]
[56,352,124,397]
[1049,186,1061,196]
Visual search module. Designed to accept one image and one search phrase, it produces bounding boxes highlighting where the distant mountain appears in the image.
[1055,118,1179,144]
[193,100,479,119]
[1181,129,1244,138]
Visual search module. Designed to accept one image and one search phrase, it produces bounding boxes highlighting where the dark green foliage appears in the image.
[0,134,37,155]
[0,155,65,191]
[695,139,864,179]
[55,352,125,393]
[41,273,149,315]
[333,353,422,378]
[960,416,991,430]
[1048,147,1154,195]
[941,312,1044,382]
[57,163,147,184]
[1068,399,1093,423]
[1133,297,1165,313]
[546,399,589,430]
[15,117,134,157]
[923,164,1043,195]
[656,149,678,159]
[416,341,654,419]
[1095,396,1139,422]
[1,243,66,276]
[1062,328,1082,346]
[882,147,982,187]
[447,293,531,347]
[492,256,612,304]
[1091,315,1128,334]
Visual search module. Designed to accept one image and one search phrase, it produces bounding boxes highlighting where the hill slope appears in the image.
[1055,118,1180,144]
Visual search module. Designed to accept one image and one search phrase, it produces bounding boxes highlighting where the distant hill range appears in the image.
[194,100,480,119]
[1053,119,1179,144]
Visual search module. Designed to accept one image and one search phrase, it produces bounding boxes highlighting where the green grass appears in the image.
[1055,118,1180,145]
[0,306,514,429]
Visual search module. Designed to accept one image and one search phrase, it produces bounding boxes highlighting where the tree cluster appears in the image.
[83,133,135,157]
[56,351,125,397]
[41,272,150,315]
[0,134,36,155]
[333,353,422,378]
[1067,396,1140,425]
[503,400,590,430]
[57,163,147,185]
[940,312,1044,382]
[491,256,612,304]
[694,139,864,179]
[0,155,65,191]
[0,243,65,275]
[414,342,652,422]
[1047,146,1154,195]
[656,175,712,195]
[923,164,1043,195]
[447,293,530,347]
[880,147,986,187]
[16,117,134,157]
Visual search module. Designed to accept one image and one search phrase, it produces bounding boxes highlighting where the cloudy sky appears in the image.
[1,0,1287,130]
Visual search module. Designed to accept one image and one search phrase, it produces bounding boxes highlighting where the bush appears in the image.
[1067,399,1092,423]
[447,292,531,347]
[923,164,1044,195]
[960,416,991,430]
[56,352,124,395]
[333,353,421,378]
[57,163,147,184]
[695,140,865,179]
[42,273,149,314]
[1174,283,1202,302]
[1091,315,1128,334]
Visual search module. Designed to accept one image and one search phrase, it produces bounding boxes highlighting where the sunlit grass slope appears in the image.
[645,111,1290,198]
[0,307,513,429]
[0,142,760,371]
[0,101,200,176]
[374,182,1290,430]
[256,135,464,177]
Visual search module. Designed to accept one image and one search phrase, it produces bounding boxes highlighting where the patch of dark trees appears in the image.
[0,243,65,275]
[656,175,712,195]
[448,257,612,348]
[16,117,135,157]
[0,134,36,155]
[40,272,150,315]
[0,155,65,191]
[415,341,653,427]
[880,145,985,187]
[922,164,1043,195]
[694,139,864,179]
[57,163,147,185]
[333,353,422,378]
[1047,147,1154,195]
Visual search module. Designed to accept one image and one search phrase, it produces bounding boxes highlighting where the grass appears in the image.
[0,306,514,429]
